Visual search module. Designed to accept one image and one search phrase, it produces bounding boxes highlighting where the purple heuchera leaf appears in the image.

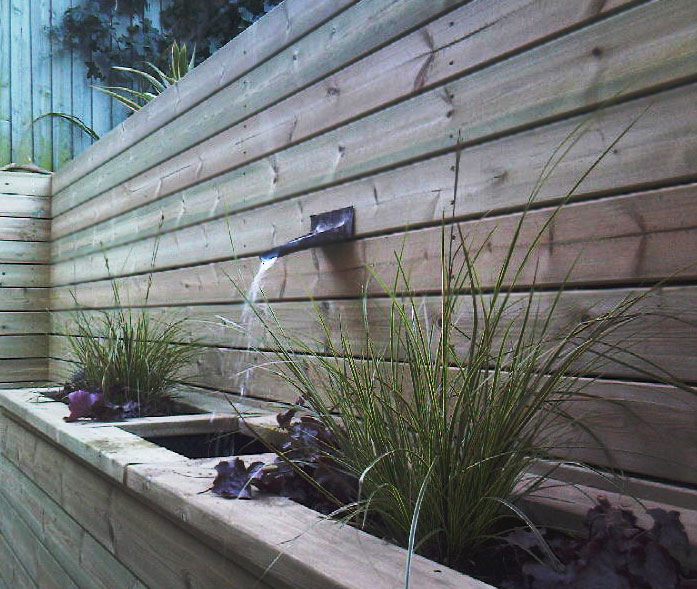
[64,390,141,422]
[211,458,264,500]
[507,496,693,588]
[64,390,103,422]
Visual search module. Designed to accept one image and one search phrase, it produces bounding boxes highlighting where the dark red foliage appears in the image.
[211,459,264,500]
[212,408,358,513]
[64,389,140,422]
[499,496,696,588]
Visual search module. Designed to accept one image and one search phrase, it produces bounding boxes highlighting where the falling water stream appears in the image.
[236,256,277,395]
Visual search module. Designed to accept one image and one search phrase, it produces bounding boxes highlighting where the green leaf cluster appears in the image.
[50,0,282,83]
[66,282,199,408]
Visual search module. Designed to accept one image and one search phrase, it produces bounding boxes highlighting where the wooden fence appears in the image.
[46,0,697,492]
[0,170,50,386]
[0,0,170,171]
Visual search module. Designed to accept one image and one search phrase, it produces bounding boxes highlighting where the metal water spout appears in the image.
[259,206,355,261]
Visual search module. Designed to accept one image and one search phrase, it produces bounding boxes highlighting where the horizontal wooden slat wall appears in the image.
[0,171,50,386]
[49,0,697,489]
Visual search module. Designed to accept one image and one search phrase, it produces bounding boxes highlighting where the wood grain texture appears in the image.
[52,0,358,192]
[0,492,79,589]
[51,283,697,382]
[0,216,49,242]
[51,81,697,274]
[0,172,51,196]
[0,194,50,219]
[50,0,640,242]
[0,0,11,167]
[30,0,52,171]
[0,264,49,287]
[0,416,275,589]
[0,288,49,311]
[0,453,145,588]
[0,312,48,334]
[51,180,697,309]
[50,0,479,216]
[0,532,36,589]
[0,240,48,263]
[0,358,48,382]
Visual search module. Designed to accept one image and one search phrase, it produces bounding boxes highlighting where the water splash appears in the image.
[237,256,277,395]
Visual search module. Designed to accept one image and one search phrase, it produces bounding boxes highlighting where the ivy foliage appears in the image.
[50,0,282,82]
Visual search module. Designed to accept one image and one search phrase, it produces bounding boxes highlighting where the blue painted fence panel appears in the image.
[0,0,166,170]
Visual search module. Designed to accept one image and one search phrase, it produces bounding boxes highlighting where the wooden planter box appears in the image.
[0,387,487,588]
[2,387,695,588]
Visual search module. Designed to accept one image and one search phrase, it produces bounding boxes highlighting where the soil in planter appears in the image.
[146,431,268,459]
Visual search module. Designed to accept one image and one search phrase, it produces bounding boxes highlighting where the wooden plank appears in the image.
[51,102,697,284]
[0,419,273,588]
[0,335,47,358]
[124,461,480,589]
[69,5,93,161]
[0,0,11,167]
[0,448,151,589]
[0,312,48,334]
[0,287,49,311]
[90,72,112,144]
[50,0,74,171]
[50,0,358,193]
[0,172,51,196]
[51,283,697,382]
[50,178,697,308]
[0,264,49,287]
[9,0,32,164]
[52,0,696,223]
[0,239,48,263]
[51,0,473,215]
[0,357,48,384]
[51,80,697,269]
[47,313,697,488]
[0,194,50,218]
[40,347,697,488]
[0,533,36,589]
[30,0,52,170]
[0,216,49,241]
[0,492,79,589]
[50,0,640,242]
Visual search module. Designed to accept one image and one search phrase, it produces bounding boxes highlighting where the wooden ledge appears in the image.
[0,388,481,588]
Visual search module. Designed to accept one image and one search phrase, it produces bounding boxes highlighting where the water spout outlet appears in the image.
[259,206,355,261]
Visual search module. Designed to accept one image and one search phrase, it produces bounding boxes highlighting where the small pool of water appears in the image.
[145,431,267,459]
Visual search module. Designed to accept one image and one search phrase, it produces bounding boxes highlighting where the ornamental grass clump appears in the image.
[229,120,694,574]
[64,282,198,419]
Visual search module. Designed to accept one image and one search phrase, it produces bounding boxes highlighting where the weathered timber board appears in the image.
[51,283,697,381]
[0,288,49,311]
[0,532,36,589]
[0,195,50,219]
[0,452,144,588]
[0,240,48,263]
[0,173,51,197]
[0,359,48,383]
[51,182,697,306]
[50,0,639,242]
[0,336,48,359]
[0,312,48,335]
[0,216,50,242]
[0,264,49,288]
[52,0,357,194]
[51,0,470,216]
[0,491,79,589]
[0,417,275,588]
